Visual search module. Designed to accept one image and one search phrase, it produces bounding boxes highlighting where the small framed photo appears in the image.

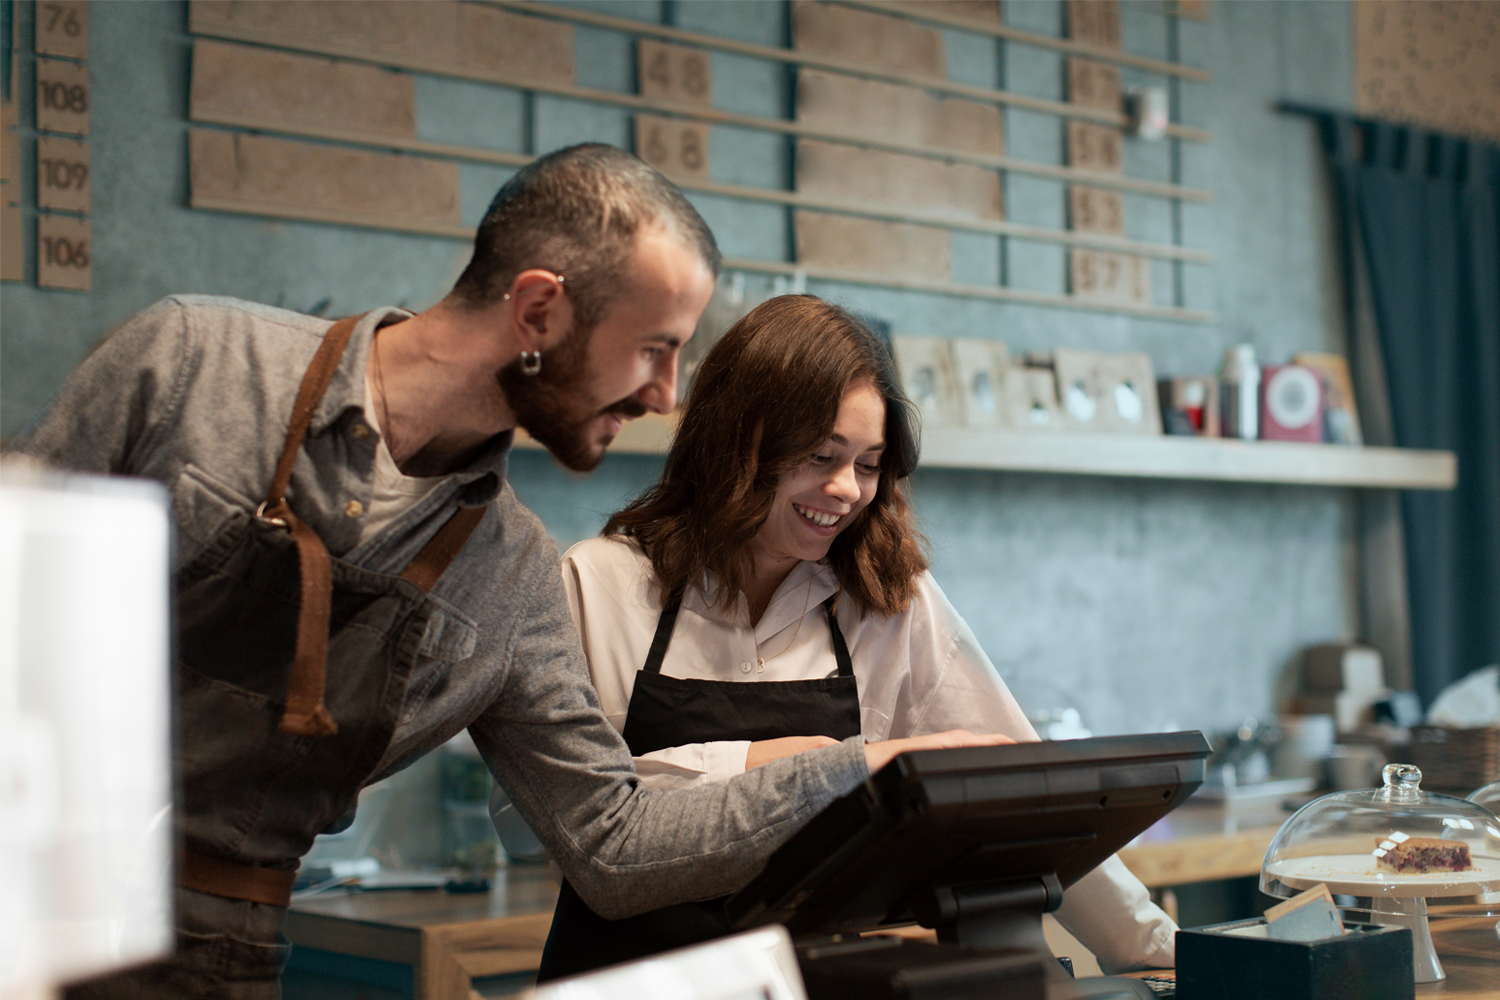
[949,337,1011,429]
[891,335,964,430]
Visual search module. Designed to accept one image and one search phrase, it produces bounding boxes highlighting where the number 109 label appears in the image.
[37,135,90,212]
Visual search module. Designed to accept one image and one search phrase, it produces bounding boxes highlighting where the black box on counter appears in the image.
[1175,919,1413,1000]
[795,937,1049,1000]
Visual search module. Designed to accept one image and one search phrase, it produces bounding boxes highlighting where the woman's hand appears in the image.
[863,729,1016,773]
[745,735,840,769]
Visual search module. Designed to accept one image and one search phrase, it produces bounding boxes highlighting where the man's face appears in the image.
[499,227,715,472]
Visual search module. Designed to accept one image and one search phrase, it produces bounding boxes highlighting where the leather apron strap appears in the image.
[258,314,484,738]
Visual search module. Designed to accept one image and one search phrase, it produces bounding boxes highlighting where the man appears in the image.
[12,144,1004,998]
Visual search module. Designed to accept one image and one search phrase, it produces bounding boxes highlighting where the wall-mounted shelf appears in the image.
[515,415,1457,490]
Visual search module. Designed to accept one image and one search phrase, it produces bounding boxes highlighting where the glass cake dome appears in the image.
[1468,778,1500,816]
[1260,763,1500,983]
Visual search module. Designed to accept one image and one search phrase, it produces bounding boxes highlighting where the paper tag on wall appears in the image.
[36,0,89,59]
[37,136,90,214]
[638,39,713,107]
[37,214,90,291]
[635,114,710,183]
[2,201,22,282]
[36,58,90,136]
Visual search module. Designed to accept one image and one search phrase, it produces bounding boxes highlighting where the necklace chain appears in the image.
[755,576,814,673]
[373,331,398,465]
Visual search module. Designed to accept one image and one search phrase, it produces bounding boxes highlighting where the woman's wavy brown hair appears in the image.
[603,294,928,618]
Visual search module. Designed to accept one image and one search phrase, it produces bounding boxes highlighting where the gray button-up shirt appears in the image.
[12,295,869,917]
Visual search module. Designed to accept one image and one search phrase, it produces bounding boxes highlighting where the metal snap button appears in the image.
[344,500,365,518]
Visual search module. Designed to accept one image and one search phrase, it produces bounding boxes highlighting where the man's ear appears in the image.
[508,270,572,351]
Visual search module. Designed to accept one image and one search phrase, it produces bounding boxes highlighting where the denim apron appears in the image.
[66,316,484,1000]
[536,585,861,981]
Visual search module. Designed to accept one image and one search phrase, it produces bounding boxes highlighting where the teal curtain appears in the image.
[1299,108,1500,708]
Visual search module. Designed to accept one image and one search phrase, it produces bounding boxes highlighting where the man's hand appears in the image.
[863,730,1016,774]
[745,735,840,769]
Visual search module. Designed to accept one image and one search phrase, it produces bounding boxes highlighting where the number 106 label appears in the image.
[38,214,90,291]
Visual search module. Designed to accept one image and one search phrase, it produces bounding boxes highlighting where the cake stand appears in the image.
[1260,764,1500,983]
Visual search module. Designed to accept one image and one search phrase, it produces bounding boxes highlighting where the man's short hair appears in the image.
[451,143,721,333]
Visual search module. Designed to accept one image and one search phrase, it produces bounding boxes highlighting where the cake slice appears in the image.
[1373,833,1472,873]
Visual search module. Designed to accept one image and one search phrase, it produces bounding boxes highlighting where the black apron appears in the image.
[536,585,861,981]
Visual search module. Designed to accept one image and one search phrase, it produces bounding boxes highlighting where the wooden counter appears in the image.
[283,850,1497,999]
[284,865,559,999]
[1420,917,1500,997]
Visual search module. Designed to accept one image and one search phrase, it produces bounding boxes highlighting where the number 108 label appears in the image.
[36,58,90,136]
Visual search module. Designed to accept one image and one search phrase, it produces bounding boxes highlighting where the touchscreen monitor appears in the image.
[726,731,1211,946]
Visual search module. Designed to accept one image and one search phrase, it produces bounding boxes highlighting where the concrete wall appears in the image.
[2,1,1361,765]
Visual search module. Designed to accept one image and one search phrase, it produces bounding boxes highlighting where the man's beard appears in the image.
[497,333,646,472]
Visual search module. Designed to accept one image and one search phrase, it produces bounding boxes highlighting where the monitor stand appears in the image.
[915,872,1064,964]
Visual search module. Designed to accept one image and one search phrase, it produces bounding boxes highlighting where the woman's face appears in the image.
[749,378,886,573]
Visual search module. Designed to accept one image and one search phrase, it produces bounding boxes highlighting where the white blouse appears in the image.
[560,535,1176,972]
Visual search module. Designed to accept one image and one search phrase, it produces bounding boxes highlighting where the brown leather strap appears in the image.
[401,505,486,592]
[263,316,362,738]
[177,849,296,907]
[265,317,360,510]
[262,314,488,738]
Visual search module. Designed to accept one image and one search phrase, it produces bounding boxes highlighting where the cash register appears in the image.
[725,731,1213,999]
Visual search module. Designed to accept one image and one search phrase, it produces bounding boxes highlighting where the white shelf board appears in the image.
[515,416,1457,491]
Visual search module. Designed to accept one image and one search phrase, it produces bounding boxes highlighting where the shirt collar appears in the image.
[316,306,510,503]
[685,559,840,634]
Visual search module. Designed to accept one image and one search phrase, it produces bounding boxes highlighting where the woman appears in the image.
[540,294,1176,979]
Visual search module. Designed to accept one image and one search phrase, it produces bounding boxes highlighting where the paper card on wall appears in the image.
[190,39,417,139]
[634,114,710,183]
[882,1,1001,26]
[36,135,90,214]
[1067,58,1121,112]
[1067,0,1122,48]
[36,58,89,137]
[455,6,574,85]
[37,214,90,291]
[891,336,964,430]
[796,69,1002,156]
[189,129,459,228]
[1068,185,1124,235]
[189,0,461,71]
[1066,121,1123,173]
[950,338,1012,429]
[791,0,945,77]
[797,139,1002,221]
[35,0,88,60]
[794,210,950,282]
[2,200,22,282]
[638,39,712,107]
[1069,248,1149,306]
[1006,365,1063,431]
[2,101,18,194]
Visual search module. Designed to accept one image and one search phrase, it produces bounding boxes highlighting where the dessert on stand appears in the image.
[1260,763,1500,983]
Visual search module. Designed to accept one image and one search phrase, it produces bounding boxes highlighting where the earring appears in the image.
[520,351,542,376]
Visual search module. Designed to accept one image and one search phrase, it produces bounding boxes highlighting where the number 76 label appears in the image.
[36,1,89,59]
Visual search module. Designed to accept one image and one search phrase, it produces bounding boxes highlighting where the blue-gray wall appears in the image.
[2,0,1361,751]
